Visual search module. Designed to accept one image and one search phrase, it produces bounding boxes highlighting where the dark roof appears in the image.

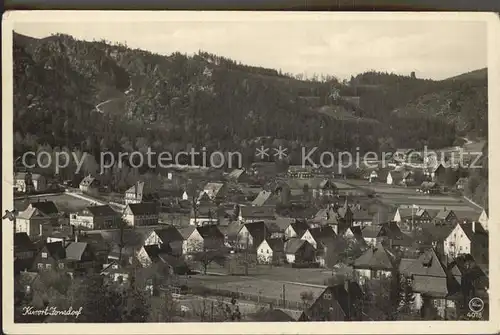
[251,190,273,206]
[240,206,275,219]
[361,225,383,238]
[155,226,184,243]
[265,238,285,252]
[353,243,396,270]
[85,205,118,217]
[309,226,336,242]
[14,232,34,248]
[459,222,488,244]
[244,221,269,246]
[196,225,224,239]
[290,220,310,237]
[303,282,363,321]
[65,242,89,261]
[252,309,296,322]
[435,209,454,221]
[44,242,66,260]
[30,201,59,215]
[405,248,447,278]
[127,202,158,215]
[144,244,163,262]
[285,238,307,254]
[421,222,455,242]
[352,210,371,221]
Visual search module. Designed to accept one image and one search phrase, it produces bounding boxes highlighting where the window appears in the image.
[58,263,64,269]
[266,249,269,254]
[41,252,48,259]
[46,264,52,269]
[324,293,332,300]
[37,263,43,269]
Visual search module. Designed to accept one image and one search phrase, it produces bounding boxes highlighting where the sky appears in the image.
[14,19,487,80]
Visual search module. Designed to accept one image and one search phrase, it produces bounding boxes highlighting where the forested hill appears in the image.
[13,32,487,166]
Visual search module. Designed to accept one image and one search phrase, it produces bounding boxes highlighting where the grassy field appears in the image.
[15,194,93,213]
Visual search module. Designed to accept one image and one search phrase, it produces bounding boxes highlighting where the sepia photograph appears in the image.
[2,10,499,334]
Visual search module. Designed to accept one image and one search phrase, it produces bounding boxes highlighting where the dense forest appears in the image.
[13,32,487,166]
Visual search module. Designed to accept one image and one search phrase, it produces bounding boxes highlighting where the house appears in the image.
[368,170,378,183]
[401,171,415,187]
[249,162,278,177]
[342,226,366,246]
[444,222,488,264]
[124,181,158,205]
[386,171,403,185]
[455,177,468,191]
[352,209,372,228]
[402,248,461,319]
[155,226,185,256]
[190,204,222,226]
[14,172,47,192]
[32,242,66,272]
[238,206,276,223]
[251,190,277,207]
[453,210,482,224]
[393,206,434,232]
[284,219,310,239]
[284,238,316,264]
[312,207,341,227]
[352,243,396,283]
[336,199,353,226]
[418,181,440,194]
[299,282,363,321]
[122,203,159,227]
[360,225,385,246]
[431,163,446,182]
[236,221,269,250]
[304,227,337,266]
[256,239,285,265]
[434,209,457,225]
[226,168,247,182]
[65,242,100,275]
[287,165,314,179]
[251,309,298,322]
[420,222,456,256]
[198,182,226,202]
[15,201,60,237]
[196,225,224,250]
[69,204,119,230]
[14,233,37,273]
[178,226,204,255]
[79,175,99,194]
[101,260,130,284]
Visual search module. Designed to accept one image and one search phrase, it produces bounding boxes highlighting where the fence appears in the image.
[188,285,304,311]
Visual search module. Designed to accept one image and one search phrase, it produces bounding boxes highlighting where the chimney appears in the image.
[472,221,476,233]
[444,207,447,211]
[135,181,139,198]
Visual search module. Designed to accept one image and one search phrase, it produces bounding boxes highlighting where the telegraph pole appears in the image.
[282,284,286,308]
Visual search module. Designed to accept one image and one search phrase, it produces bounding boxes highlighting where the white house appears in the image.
[122,203,159,227]
[79,175,99,194]
[386,171,403,185]
[178,226,204,255]
[284,220,310,240]
[14,172,47,192]
[70,205,119,230]
[443,222,488,263]
[256,239,284,264]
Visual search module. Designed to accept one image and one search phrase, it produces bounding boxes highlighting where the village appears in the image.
[12,140,489,322]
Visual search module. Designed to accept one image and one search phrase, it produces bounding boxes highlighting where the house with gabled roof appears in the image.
[299,282,363,321]
[124,181,158,205]
[226,168,247,182]
[418,181,440,194]
[32,242,66,272]
[447,254,489,305]
[16,200,60,237]
[284,238,315,264]
[65,241,99,275]
[70,204,119,230]
[303,226,337,267]
[353,243,397,282]
[155,226,184,256]
[455,177,468,191]
[403,248,461,319]
[393,206,435,232]
[256,238,285,265]
[79,175,99,194]
[196,225,224,250]
[198,182,226,202]
[236,221,269,250]
[478,208,488,231]
[251,190,278,207]
[433,208,457,225]
[284,219,310,239]
[386,171,403,185]
[444,222,488,264]
[123,202,159,227]
[352,209,372,228]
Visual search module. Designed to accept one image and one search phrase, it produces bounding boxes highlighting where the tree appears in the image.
[300,290,315,310]
[191,243,228,275]
[398,275,415,317]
